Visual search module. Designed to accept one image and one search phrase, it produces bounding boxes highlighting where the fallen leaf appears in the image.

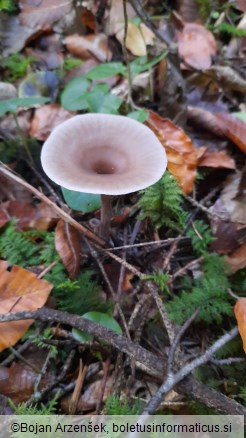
[55,220,81,279]
[147,111,198,194]
[0,13,38,57]
[104,262,133,296]
[19,0,73,29]
[0,261,53,352]
[198,150,235,169]
[0,362,53,404]
[0,200,58,231]
[108,0,135,35]
[207,66,246,94]
[235,0,246,12]
[81,8,97,31]
[226,242,246,274]
[177,23,217,70]
[61,376,113,413]
[234,298,246,352]
[216,113,246,154]
[187,106,225,137]
[0,171,32,203]
[117,22,155,56]
[29,104,74,141]
[177,0,200,22]
[209,172,246,254]
[65,34,112,62]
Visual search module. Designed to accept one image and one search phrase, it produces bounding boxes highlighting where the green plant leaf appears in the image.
[127,109,149,122]
[97,93,122,114]
[233,112,246,123]
[0,97,50,117]
[130,51,167,77]
[72,311,122,343]
[83,85,122,114]
[61,187,101,212]
[85,62,127,80]
[61,77,90,110]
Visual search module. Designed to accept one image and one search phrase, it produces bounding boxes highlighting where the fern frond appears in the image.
[187,220,215,255]
[167,254,232,324]
[138,172,187,231]
[104,394,142,415]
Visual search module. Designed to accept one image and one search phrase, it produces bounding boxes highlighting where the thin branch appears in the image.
[0,308,165,377]
[0,164,105,247]
[142,326,239,414]
[167,309,200,374]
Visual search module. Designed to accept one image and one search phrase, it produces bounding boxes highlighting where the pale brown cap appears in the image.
[41,113,167,195]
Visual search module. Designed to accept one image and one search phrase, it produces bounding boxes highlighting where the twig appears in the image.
[101,236,189,252]
[0,163,105,247]
[7,346,41,374]
[27,349,54,405]
[210,357,245,366]
[83,238,131,340]
[0,308,166,377]
[169,256,203,283]
[167,309,200,374]
[122,0,134,107]
[142,326,239,414]
[145,280,176,344]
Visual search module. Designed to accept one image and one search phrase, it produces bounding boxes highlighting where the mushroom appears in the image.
[41,113,167,239]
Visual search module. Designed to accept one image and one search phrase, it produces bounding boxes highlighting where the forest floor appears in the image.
[0,0,246,420]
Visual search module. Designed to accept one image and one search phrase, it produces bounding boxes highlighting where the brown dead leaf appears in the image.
[177,0,200,23]
[187,106,225,137]
[81,8,97,31]
[0,200,58,231]
[0,261,53,352]
[117,23,155,56]
[19,0,73,29]
[104,261,133,296]
[108,0,135,35]
[234,298,246,352]
[147,111,198,194]
[55,220,81,279]
[198,150,235,169]
[29,104,74,141]
[216,113,246,154]
[210,172,246,254]
[226,242,246,274]
[65,34,112,62]
[235,0,246,12]
[0,171,32,203]
[61,376,113,413]
[0,362,53,404]
[177,23,217,70]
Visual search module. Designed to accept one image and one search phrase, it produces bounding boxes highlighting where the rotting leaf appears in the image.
[0,260,53,352]
[0,362,53,404]
[65,34,112,62]
[29,104,74,141]
[177,23,217,70]
[0,200,58,231]
[234,298,246,352]
[147,111,198,194]
[55,220,81,279]
[19,0,73,29]
[197,150,235,169]
[226,242,246,274]
[216,113,246,154]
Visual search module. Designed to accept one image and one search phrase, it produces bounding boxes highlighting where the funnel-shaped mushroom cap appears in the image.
[41,114,167,195]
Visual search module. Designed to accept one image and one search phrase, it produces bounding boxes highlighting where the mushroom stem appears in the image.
[99,194,112,240]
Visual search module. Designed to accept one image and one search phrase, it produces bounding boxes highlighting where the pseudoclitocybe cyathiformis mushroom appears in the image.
[41,113,167,239]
